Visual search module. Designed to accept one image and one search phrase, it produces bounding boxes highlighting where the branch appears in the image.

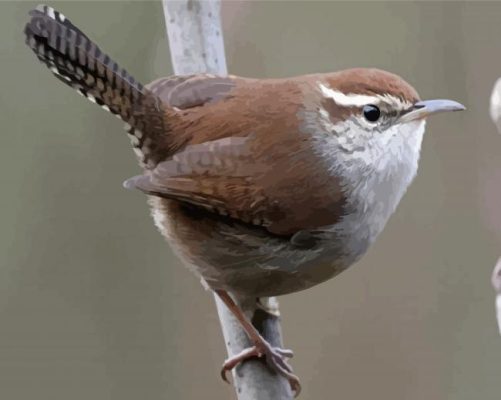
[489,81,501,335]
[490,78,501,135]
[492,258,501,335]
[162,1,294,398]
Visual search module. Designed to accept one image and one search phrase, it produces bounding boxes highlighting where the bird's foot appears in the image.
[220,341,301,396]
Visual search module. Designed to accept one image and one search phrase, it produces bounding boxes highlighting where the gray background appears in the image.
[1,1,500,399]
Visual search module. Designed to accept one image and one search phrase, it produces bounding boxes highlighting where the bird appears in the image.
[24,4,465,395]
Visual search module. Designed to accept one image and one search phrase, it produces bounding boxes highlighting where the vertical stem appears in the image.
[163,0,227,76]
[162,1,293,398]
[491,258,501,335]
[490,81,501,336]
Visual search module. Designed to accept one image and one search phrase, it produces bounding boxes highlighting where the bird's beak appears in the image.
[399,99,465,124]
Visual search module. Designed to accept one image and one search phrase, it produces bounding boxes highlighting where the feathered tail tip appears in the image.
[24,5,173,169]
[24,4,144,121]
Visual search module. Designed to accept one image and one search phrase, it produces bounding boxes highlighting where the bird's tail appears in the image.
[24,4,180,168]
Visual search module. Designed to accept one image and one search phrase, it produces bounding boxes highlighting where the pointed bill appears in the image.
[399,99,465,123]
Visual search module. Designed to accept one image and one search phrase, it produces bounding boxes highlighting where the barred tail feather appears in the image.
[24,4,175,168]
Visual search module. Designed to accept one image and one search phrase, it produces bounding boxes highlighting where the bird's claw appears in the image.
[220,343,301,396]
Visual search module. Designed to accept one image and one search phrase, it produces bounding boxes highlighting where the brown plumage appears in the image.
[24,5,464,393]
[23,4,349,280]
[127,69,419,236]
[23,5,418,239]
[129,74,346,236]
[24,4,433,284]
[324,67,420,103]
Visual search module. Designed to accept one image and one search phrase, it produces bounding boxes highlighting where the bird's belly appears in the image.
[213,251,351,297]
[149,197,365,297]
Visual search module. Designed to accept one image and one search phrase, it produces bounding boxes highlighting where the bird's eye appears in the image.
[362,104,381,122]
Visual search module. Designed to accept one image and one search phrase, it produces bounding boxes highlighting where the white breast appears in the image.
[313,118,426,262]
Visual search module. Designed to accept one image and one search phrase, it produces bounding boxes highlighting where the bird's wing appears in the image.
[146,74,245,109]
[124,134,346,236]
[126,75,346,236]
[119,74,250,164]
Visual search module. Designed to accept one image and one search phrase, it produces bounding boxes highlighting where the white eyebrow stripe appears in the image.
[318,83,413,110]
[319,83,381,107]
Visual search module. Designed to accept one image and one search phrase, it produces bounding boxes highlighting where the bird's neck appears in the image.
[316,119,426,262]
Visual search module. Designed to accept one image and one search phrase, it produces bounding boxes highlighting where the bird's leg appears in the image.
[215,290,301,396]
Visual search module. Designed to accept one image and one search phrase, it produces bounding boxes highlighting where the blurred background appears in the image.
[1,1,500,399]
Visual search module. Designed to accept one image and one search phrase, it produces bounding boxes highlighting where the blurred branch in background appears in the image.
[489,81,501,335]
[490,78,501,134]
[491,258,501,335]
[161,1,293,398]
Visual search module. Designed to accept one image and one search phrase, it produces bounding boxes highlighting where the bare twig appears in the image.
[491,258,501,335]
[489,79,501,335]
[490,78,501,134]
[162,1,294,398]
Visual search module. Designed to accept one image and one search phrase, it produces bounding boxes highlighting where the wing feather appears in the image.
[125,76,346,236]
